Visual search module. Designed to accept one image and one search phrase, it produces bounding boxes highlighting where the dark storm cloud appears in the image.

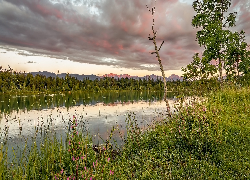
[0,0,249,71]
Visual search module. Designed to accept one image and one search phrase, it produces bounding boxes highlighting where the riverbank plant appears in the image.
[0,85,249,179]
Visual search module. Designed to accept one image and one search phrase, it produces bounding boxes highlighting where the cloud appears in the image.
[0,0,249,72]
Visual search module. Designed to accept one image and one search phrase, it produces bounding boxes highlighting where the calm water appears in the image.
[0,91,178,159]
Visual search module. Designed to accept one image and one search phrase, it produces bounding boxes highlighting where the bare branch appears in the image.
[146,0,171,117]
[158,41,164,51]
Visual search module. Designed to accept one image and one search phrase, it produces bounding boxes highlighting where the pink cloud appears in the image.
[166,51,176,56]
[231,0,241,8]
[1,0,248,73]
[120,22,128,32]
[240,12,250,26]
[130,44,146,53]
[118,44,124,50]
[35,3,63,20]
[174,45,182,50]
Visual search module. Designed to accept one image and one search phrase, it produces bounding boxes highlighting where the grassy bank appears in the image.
[0,86,250,179]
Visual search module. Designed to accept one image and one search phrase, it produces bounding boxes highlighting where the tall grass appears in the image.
[0,86,250,179]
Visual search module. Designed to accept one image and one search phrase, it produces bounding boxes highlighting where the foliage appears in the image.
[0,67,180,94]
[186,0,250,82]
[182,53,217,81]
[225,31,250,79]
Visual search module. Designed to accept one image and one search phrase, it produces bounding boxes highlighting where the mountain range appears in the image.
[29,71,183,81]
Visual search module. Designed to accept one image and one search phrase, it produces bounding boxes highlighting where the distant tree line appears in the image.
[1,66,250,95]
[0,67,184,94]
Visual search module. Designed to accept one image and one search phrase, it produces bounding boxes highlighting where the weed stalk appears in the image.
[146,0,171,117]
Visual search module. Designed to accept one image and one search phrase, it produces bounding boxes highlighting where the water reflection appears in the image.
[0,91,178,161]
[1,100,175,140]
[0,90,176,114]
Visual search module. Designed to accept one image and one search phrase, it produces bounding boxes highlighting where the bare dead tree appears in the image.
[146,1,171,117]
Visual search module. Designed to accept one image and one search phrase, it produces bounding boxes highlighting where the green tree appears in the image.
[182,53,217,81]
[26,73,34,91]
[225,31,250,79]
[239,50,250,75]
[192,0,237,82]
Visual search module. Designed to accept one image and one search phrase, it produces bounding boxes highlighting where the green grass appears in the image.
[0,86,250,179]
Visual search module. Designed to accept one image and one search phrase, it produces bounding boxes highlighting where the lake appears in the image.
[0,90,178,159]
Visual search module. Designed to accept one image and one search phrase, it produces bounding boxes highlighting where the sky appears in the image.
[0,0,249,77]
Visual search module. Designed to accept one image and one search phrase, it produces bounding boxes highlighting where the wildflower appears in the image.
[93,162,95,168]
[76,131,78,135]
[55,175,57,179]
[79,142,81,144]
[60,169,63,174]
[110,170,114,175]
[81,156,84,160]
[67,178,69,180]
[84,167,86,171]
[107,158,110,162]
[90,177,93,180]
[69,141,71,145]
[72,156,75,161]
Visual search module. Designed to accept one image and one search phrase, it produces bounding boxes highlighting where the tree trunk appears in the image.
[219,0,224,84]
[219,57,223,83]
